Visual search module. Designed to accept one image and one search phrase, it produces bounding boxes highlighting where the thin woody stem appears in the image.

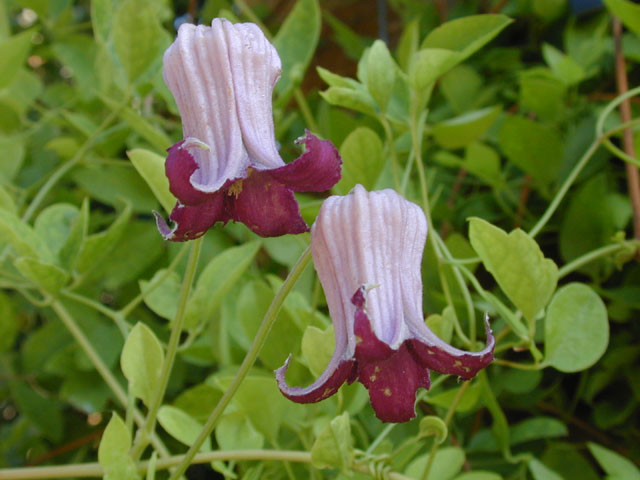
[613,17,640,260]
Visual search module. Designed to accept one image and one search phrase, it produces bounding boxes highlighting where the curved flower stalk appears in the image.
[155,19,342,241]
[276,186,495,423]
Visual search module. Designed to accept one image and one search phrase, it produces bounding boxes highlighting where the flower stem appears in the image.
[557,241,638,279]
[419,381,470,480]
[167,246,313,480]
[131,237,203,461]
[50,300,170,457]
[379,115,401,190]
[21,105,123,223]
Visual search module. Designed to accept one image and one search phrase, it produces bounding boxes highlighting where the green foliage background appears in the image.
[0,0,639,479]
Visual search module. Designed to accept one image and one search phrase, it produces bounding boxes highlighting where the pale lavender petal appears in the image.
[222,20,285,170]
[269,131,342,192]
[163,21,249,193]
[310,185,427,350]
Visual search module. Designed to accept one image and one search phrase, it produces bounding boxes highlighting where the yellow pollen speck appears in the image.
[355,335,362,345]
[463,366,471,373]
[322,388,332,398]
[369,375,377,382]
[454,360,462,367]
[383,388,392,397]
[227,179,244,197]
[374,366,381,373]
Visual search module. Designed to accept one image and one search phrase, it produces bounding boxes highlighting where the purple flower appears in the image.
[155,19,341,241]
[276,186,495,423]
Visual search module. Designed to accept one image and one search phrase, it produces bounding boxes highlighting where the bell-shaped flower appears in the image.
[276,185,495,423]
[155,19,341,241]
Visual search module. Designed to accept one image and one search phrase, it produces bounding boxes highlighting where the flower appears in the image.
[276,185,495,423]
[155,19,341,241]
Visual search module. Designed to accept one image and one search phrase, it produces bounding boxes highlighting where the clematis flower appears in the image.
[276,185,495,423]
[154,19,341,241]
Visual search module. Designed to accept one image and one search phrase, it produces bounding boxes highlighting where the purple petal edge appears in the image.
[275,355,356,403]
[165,140,213,206]
[269,131,342,192]
[409,314,495,380]
[154,192,228,242]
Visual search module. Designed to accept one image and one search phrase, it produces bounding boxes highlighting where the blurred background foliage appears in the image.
[0,0,639,479]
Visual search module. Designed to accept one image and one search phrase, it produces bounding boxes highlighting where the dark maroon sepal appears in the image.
[231,171,309,237]
[154,192,228,242]
[353,302,430,423]
[269,131,342,192]
[165,141,212,205]
[275,355,357,403]
[409,318,495,380]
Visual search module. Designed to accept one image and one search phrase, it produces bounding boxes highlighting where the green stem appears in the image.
[420,381,470,480]
[558,241,638,279]
[131,238,203,461]
[493,359,543,370]
[119,243,190,318]
[380,115,401,190]
[61,290,129,337]
[21,106,122,222]
[293,88,321,133]
[50,300,170,457]
[168,246,313,480]
[528,139,600,239]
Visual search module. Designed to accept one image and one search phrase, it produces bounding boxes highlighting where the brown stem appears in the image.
[613,17,640,261]
[489,0,509,14]
[26,429,104,466]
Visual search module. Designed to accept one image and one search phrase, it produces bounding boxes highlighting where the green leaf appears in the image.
[121,322,164,406]
[455,473,502,480]
[311,412,353,470]
[301,324,335,377]
[157,406,211,451]
[519,68,566,121]
[34,204,80,258]
[409,48,463,92]
[174,383,223,423]
[14,257,69,295]
[542,43,585,86]
[0,136,25,183]
[365,40,396,112]
[320,86,377,116]
[544,283,608,373]
[498,115,564,186]
[10,381,63,442]
[529,459,564,480]
[0,209,54,263]
[72,203,132,278]
[127,148,175,213]
[0,292,18,352]
[214,375,290,442]
[440,65,485,114]
[426,382,482,413]
[98,413,139,480]
[112,0,165,83]
[59,199,89,269]
[0,30,33,89]
[464,141,502,187]
[510,417,568,444]
[433,106,501,149]
[273,0,321,97]
[317,66,361,89]
[418,416,448,444]
[184,241,260,329]
[604,0,640,37]
[139,269,181,321]
[588,442,640,480]
[405,446,465,479]
[215,413,264,450]
[101,94,171,152]
[397,18,420,72]
[333,127,384,195]
[469,217,558,324]
[421,14,513,63]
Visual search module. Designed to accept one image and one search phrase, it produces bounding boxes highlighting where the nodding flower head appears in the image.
[155,19,341,241]
[276,185,495,423]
